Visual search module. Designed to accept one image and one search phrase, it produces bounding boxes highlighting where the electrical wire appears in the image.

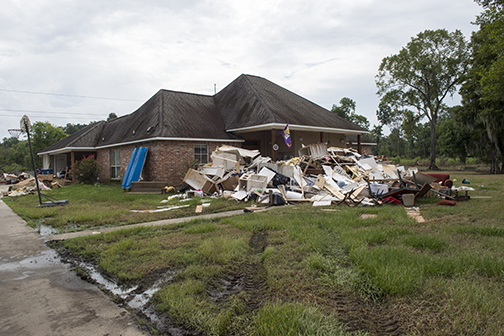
[0,109,105,116]
[0,88,142,102]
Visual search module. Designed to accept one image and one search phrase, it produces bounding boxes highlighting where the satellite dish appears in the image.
[20,115,31,133]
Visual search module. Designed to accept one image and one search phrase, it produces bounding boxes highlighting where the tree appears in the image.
[437,107,469,163]
[107,112,118,121]
[31,122,68,167]
[459,0,504,173]
[331,97,370,130]
[62,123,88,135]
[369,124,383,155]
[376,29,470,170]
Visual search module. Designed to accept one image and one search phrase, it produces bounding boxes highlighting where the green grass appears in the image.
[4,183,251,231]
[254,301,366,336]
[35,173,504,335]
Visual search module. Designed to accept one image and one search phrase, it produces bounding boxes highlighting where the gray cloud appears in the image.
[0,0,481,139]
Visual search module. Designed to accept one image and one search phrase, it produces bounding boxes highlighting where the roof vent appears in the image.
[147,126,153,133]
[132,130,136,135]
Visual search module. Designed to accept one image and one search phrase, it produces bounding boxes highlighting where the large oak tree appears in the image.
[376,29,470,170]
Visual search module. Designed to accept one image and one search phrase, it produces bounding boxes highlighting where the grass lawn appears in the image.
[9,172,504,335]
[4,183,252,231]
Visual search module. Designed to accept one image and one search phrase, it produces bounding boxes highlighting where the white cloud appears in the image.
[0,0,482,139]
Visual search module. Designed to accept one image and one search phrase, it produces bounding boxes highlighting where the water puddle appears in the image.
[37,223,60,236]
[0,249,60,281]
[73,260,186,334]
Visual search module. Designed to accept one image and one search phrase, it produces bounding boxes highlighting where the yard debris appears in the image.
[1,171,72,198]
[180,144,474,208]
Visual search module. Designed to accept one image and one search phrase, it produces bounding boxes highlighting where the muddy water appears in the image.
[68,258,202,335]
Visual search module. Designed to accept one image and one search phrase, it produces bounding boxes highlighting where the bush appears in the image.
[72,155,101,184]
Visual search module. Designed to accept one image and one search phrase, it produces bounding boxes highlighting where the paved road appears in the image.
[0,198,148,336]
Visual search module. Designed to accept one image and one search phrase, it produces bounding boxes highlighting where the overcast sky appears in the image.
[1,0,483,140]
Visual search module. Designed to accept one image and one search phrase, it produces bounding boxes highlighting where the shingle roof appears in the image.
[40,74,368,154]
[215,74,367,132]
[38,121,105,154]
[97,90,239,147]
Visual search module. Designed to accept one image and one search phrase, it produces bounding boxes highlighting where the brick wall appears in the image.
[97,140,239,186]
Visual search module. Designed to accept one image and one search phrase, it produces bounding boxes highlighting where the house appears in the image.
[39,74,368,186]
[346,135,376,155]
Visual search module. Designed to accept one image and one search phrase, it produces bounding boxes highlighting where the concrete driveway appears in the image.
[0,195,148,336]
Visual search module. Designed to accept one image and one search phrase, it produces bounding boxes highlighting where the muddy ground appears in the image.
[50,231,406,336]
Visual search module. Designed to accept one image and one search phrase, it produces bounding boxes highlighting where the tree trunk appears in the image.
[428,119,439,170]
[490,141,500,174]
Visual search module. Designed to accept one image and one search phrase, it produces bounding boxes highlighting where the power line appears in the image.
[0,108,105,116]
[0,88,143,102]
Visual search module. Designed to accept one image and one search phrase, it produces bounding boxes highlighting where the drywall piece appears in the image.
[323,174,341,191]
[382,165,399,179]
[200,166,225,178]
[359,214,378,219]
[369,183,389,196]
[195,205,203,213]
[277,164,295,178]
[285,190,303,199]
[313,200,332,207]
[358,157,378,169]
[415,172,438,185]
[231,190,248,201]
[322,165,334,176]
[258,167,277,184]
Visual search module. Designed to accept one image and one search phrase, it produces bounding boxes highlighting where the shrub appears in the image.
[72,155,101,184]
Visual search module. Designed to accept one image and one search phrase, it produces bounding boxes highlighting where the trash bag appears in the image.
[271,193,286,206]
[271,173,290,187]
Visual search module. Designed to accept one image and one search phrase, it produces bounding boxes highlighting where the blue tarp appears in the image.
[121,147,148,190]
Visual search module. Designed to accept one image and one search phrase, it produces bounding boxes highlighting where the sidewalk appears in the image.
[47,208,247,241]
[0,199,148,336]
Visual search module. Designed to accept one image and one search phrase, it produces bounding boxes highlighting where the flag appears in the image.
[282,124,292,148]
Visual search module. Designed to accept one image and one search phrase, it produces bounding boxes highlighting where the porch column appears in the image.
[71,151,76,182]
[271,129,276,162]
[357,134,362,154]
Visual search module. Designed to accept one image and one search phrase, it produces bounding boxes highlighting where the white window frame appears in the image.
[110,149,120,179]
[194,144,208,165]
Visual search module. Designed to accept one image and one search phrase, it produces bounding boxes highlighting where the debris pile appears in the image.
[1,172,52,198]
[181,144,468,207]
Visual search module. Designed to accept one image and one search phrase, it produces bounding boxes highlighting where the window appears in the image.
[110,149,120,179]
[194,144,208,164]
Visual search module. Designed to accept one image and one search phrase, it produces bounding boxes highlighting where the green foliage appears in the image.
[376,29,470,169]
[459,1,504,173]
[331,97,370,130]
[72,155,101,184]
[61,123,89,135]
[31,121,68,167]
